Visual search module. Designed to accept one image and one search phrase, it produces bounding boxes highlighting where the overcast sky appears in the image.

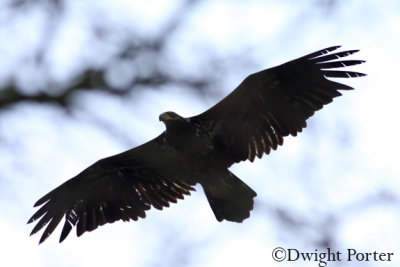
[1,0,399,266]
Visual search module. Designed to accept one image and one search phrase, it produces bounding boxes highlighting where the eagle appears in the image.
[28,46,365,244]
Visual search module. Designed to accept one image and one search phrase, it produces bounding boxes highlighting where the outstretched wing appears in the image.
[192,46,365,164]
[27,133,195,244]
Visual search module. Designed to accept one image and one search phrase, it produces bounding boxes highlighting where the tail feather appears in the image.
[201,171,256,222]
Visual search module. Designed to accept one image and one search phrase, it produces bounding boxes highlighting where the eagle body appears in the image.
[159,111,257,222]
[28,46,365,244]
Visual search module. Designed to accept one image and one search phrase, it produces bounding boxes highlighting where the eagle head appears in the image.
[159,111,186,128]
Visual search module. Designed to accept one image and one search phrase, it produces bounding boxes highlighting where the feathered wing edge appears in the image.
[28,177,194,244]
[284,45,366,87]
[193,46,365,164]
[27,135,196,244]
[244,46,366,160]
[307,46,366,78]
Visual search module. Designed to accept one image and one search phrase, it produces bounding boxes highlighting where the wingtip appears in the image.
[59,236,66,243]
[305,45,343,60]
[321,45,342,55]
[29,226,39,236]
[33,196,49,207]
[39,234,48,245]
[345,49,361,56]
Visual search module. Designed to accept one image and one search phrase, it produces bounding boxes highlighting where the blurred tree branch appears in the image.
[0,0,211,110]
[0,70,210,109]
[0,0,343,111]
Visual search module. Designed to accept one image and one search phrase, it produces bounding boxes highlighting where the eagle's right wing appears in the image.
[28,133,195,244]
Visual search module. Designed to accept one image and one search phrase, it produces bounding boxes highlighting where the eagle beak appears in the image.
[159,113,169,122]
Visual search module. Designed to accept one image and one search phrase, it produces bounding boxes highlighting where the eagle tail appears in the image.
[201,171,257,222]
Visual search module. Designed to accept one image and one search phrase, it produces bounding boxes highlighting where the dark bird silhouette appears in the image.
[28,46,365,244]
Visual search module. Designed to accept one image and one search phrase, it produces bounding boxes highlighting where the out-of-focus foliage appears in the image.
[0,0,217,110]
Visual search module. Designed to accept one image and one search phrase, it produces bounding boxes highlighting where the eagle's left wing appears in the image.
[192,46,365,165]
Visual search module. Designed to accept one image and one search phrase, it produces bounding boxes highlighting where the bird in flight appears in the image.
[28,46,365,244]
